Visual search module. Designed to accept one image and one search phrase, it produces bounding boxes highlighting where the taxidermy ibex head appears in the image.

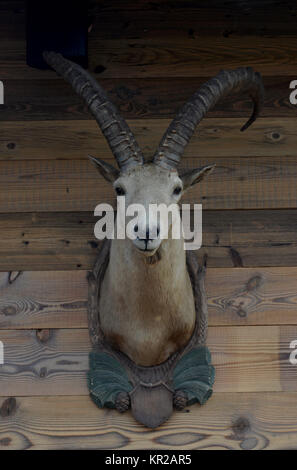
[44,52,264,426]
[44,52,263,368]
[44,52,263,256]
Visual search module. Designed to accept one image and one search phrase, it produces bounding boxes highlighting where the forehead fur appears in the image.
[116,163,180,186]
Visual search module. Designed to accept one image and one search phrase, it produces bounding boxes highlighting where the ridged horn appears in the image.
[43,51,144,172]
[153,67,264,170]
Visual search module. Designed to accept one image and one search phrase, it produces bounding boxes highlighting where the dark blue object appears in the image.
[26,0,88,69]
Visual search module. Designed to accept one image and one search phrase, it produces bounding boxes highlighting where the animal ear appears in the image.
[180,164,216,190]
[88,155,120,183]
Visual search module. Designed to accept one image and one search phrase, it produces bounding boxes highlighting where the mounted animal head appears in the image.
[44,52,264,255]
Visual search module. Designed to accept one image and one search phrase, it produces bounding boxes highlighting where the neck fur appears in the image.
[109,235,186,281]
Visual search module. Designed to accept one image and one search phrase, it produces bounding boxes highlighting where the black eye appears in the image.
[115,186,125,196]
[173,186,182,196]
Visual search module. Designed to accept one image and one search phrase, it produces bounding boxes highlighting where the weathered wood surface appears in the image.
[3,0,297,35]
[0,0,297,450]
[1,118,296,160]
[86,36,297,79]
[2,1,297,80]
[0,210,295,271]
[1,77,296,121]
[0,209,295,270]
[0,156,296,212]
[90,1,297,39]
[3,36,297,80]
[5,0,297,38]
[0,325,296,395]
[1,267,297,329]
[0,270,88,329]
[93,0,297,19]
[1,392,297,450]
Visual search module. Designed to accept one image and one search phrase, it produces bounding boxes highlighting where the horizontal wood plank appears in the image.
[1,118,297,160]
[0,325,295,395]
[2,1,297,79]
[88,36,297,78]
[1,76,296,121]
[1,0,296,452]
[90,2,297,39]
[1,267,297,329]
[3,36,297,79]
[4,0,297,38]
[0,209,295,271]
[0,156,296,212]
[1,392,297,449]
[0,270,88,329]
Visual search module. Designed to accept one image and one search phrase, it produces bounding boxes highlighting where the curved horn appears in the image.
[43,51,144,172]
[153,67,264,170]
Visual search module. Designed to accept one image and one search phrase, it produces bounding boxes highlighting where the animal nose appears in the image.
[135,225,160,240]
[145,225,160,240]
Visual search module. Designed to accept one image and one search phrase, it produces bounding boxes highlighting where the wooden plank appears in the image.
[0,204,294,271]
[2,76,296,121]
[0,211,97,271]
[0,270,88,329]
[87,36,297,78]
[94,0,296,16]
[1,392,297,449]
[3,36,297,79]
[1,118,297,160]
[0,209,296,271]
[1,267,297,329]
[2,2,297,79]
[208,267,297,326]
[3,0,297,39]
[0,156,296,212]
[0,326,295,395]
[91,8,297,39]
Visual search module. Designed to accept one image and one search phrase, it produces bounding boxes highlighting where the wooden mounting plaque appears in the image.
[87,240,215,428]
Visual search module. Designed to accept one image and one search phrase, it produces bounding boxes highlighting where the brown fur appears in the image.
[97,163,212,367]
[99,235,196,366]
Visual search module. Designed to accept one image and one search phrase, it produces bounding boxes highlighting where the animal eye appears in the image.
[115,186,125,196]
[173,186,182,196]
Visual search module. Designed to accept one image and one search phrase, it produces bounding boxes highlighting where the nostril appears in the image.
[134,224,138,233]
[157,226,160,236]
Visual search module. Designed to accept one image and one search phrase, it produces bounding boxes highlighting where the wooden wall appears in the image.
[0,0,297,450]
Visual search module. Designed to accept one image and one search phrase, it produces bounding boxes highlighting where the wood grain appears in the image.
[87,36,297,78]
[3,36,297,79]
[1,267,297,329]
[2,76,296,121]
[0,326,295,396]
[1,118,297,160]
[3,0,297,38]
[1,0,296,451]
[208,267,297,326]
[90,1,297,39]
[0,156,296,212]
[1,392,297,449]
[0,209,295,271]
[0,270,88,329]
[2,1,297,79]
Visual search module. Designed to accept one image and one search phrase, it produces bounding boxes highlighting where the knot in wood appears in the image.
[0,397,17,418]
[231,416,251,438]
[36,329,51,343]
